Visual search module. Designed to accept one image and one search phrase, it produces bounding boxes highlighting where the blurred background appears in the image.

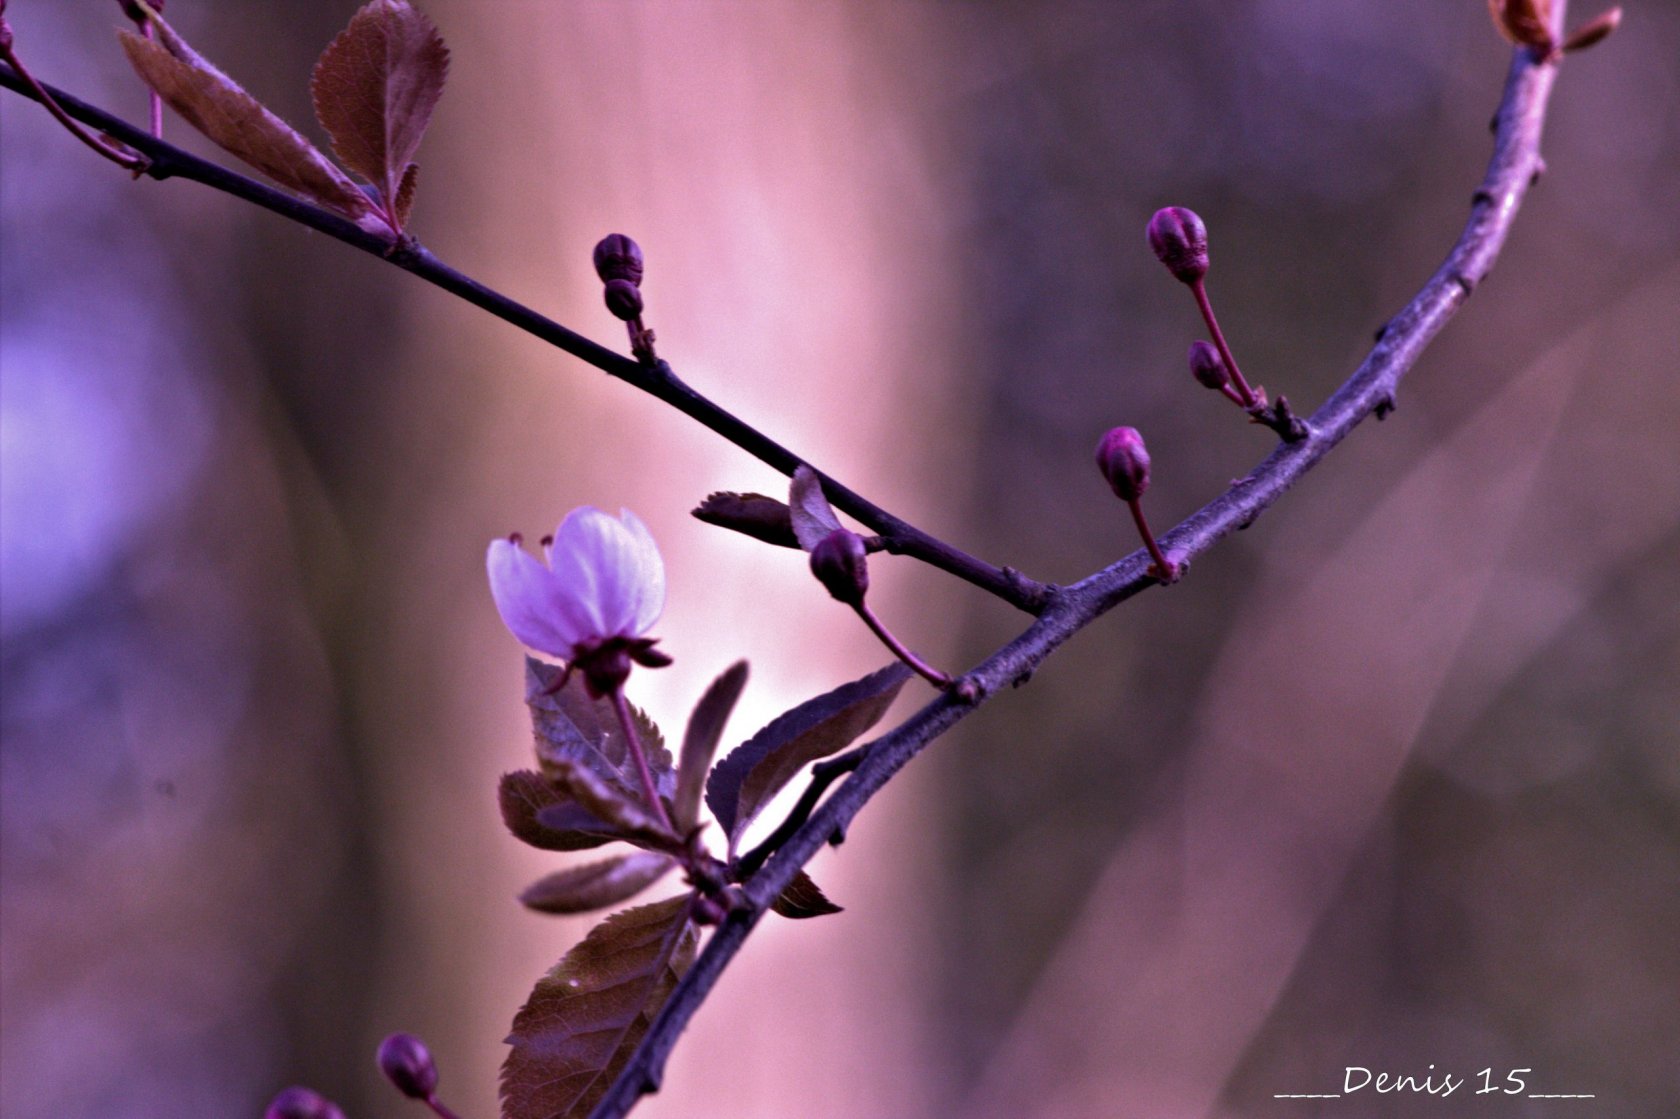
[3,2,1677,1117]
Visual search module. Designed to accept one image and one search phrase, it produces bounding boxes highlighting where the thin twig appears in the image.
[0,62,1049,616]
[733,747,865,879]
[588,25,1566,1117]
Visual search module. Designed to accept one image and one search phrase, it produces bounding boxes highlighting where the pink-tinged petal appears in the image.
[587,509,648,637]
[547,507,614,637]
[616,507,666,635]
[487,538,589,655]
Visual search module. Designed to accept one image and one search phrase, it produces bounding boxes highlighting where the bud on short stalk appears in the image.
[809,529,951,688]
[1095,426,1151,503]
[591,233,658,361]
[377,1032,440,1100]
[1147,206,1264,411]
[1095,426,1179,583]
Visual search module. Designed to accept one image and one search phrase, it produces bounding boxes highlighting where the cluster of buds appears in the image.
[593,233,657,363]
[1146,206,1307,442]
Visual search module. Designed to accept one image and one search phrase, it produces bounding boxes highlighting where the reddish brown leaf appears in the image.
[706,662,910,844]
[501,896,698,1119]
[1561,6,1621,53]
[542,753,680,852]
[770,869,843,919]
[673,661,749,833]
[691,491,800,549]
[498,770,615,852]
[527,658,674,803]
[788,465,844,551]
[310,0,449,231]
[117,19,379,231]
[518,852,675,915]
[392,161,420,228]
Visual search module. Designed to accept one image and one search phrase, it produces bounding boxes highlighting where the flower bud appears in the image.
[1187,340,1229,390]
[1146,206,1209,284]
[264,1087,346,1119]
[592,233,644,286]
[1095,426,1151,503]
[809,529,869,607]
[377,1032,439,1100]
[603,278,644,321]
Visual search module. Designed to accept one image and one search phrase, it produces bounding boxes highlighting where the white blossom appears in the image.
[487,506,665,660]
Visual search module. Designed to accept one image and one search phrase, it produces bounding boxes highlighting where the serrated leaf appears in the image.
[769,869,843,919]
[706,662,911,845]
[118,19,380,231]
[691,491,800,549]
[673,661,749,834]
[527,658,674,802]
[501,896,698,1119]
[392,161,420,227]
[310,0,448,231]
[498,770,616,852]
[542,755,679,851]
[519,852,675,915]
[788,466,844,552]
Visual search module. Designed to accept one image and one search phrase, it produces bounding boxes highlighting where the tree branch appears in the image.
[589,27,1566,1118]
[0,62,1048,614]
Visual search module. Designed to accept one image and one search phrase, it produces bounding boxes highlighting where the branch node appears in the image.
[1247,394,1311,442]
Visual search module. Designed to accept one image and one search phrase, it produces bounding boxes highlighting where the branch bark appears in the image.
[588,24,1567,1119]
[0,62,1048,614]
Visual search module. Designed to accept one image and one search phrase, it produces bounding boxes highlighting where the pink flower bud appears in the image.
[603,277,644,321]
[1146,206,1209,284]
[809,529,870,607]
[264,1087,346,1119]
[377,1032,439,1100]
[1095,426,1152,503]
[1188,340,1229,390]
[592,233,644,286]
